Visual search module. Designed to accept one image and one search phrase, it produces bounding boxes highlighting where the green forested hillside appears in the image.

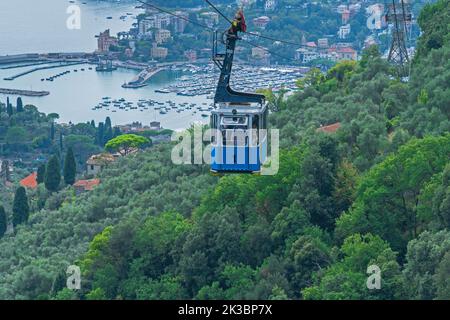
[0,0,448,300]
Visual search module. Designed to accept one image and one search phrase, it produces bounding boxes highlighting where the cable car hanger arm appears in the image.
[213,8,265,106]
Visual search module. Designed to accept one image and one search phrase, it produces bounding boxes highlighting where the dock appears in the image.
[122,67,166,88]
[0,88,50,97]
[3,61,86,81]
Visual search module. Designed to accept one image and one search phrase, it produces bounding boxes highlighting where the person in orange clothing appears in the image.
[228,9,247,35]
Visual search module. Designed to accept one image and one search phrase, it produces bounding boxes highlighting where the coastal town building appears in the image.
[306,41,317,49]
[151,43,168,59]
[338,24,351,39]
[200,12,219,28]
[322,46,358,61]
[295,39,358,64]
[342,9,350,24]
[251,47,270,65]
[349,3,362,15]
[184,50,197,62]
[236,0,256,8]
[318,38,329,49]
[364,36,377,48]
[337,5,348,14]
[97,30,118,53]
[20,172,38,189]
[150,121,161,131]
[86,153,116,176]
[295,48,319,64]
[336,47,358,61]
[172,11,189,33]
[155,29,172,44]
[138,19,153,36]
[73,179,101,194]
[253,16,271,29]
[317,122,341,134]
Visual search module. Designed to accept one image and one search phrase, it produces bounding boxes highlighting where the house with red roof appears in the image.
[20,172,38,189]
[336,47,357,61]
[317,122,341,134]
[73,179,101,194]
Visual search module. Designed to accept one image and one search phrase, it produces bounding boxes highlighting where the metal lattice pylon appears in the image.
[386,0,412,73]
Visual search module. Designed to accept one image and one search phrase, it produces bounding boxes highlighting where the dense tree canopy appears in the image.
[0,0,448,301]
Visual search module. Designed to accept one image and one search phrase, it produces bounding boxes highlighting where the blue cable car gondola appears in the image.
[210,9,269,174]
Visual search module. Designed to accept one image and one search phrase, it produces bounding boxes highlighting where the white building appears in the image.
[200,12,219,28]
[318,38,329,48]
[172,11,189,33]
[338,24,351,39]
[236,0,256,7]
[252,47,268,59]
[151,43,168,59]
[155,29,171,44]
[349,3,361,14]
[138,13,171,35]
[337,4,348,14]
[253,16,271,29]
[295,48,319,64]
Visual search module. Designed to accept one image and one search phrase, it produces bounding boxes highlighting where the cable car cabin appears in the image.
[210,8,268,173]
[210,102,268,173]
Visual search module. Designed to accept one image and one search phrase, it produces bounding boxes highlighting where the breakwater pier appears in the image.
[0,88,50,97]
[122,67,166,88]
[3,62,86,81]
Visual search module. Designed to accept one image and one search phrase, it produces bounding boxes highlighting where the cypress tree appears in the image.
[0,205,7,238]
[45,155,61,192]
[63,147,76,185]
[90,120,96,128]
[104,117,113,144]
[6,97,13,117]
[97,122,105,146]
[1,160,10,182]
[104,126,113,145]
[37,164,46,184]
[105,116,112,130]
[51,270,67,296]
[16,97,24,112]
[12,187,29,227]
[50,122,55,141]
[59,132,64,152]
[113,126,121,138]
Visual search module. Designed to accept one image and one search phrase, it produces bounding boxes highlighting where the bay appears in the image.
[0,0,210,130]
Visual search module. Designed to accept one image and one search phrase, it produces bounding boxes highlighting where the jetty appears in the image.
[0,88,50,97]
[122,67,166,89]
[3,62,86,81]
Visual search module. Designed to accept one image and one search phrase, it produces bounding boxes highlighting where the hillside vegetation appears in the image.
[0,0,448,300]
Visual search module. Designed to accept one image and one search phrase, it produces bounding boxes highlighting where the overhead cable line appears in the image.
[203,0,313,49]
[136,0,214,30]
[136,1,298,62]
[139,0,312,49]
